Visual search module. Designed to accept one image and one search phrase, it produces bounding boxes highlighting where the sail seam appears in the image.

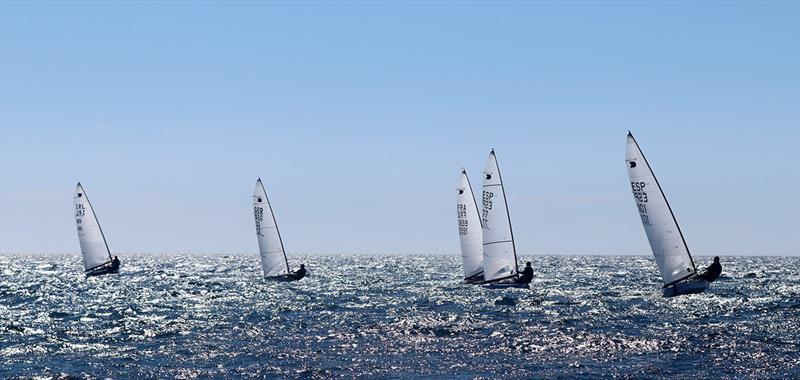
[482,240,512,246]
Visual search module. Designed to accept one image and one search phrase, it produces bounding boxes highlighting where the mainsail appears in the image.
[253,178,290,277]
[74,183,113,272]
[480,150,519,282]
[457,169,483,279]
[625,132,697,286]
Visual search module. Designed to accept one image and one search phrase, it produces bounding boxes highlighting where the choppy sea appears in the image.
[1,254,798,379]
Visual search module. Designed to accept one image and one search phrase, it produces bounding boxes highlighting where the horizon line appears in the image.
[0,252,796,257]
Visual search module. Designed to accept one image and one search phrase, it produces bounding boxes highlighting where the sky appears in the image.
[1,1,798,256]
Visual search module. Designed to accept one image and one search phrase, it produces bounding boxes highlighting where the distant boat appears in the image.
[74,183,119,276]
[479,150,527,288]
[253,178,298,281]
[625,132,708,297]
[456,169,484,283]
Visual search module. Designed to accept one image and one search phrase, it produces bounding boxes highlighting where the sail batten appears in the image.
[457,169,484,279]
[480,150,519,282]
[626,133,697,285]
[74,183,113,272]
[254,179,290,277]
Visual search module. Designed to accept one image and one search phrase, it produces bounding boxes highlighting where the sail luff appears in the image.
[74,183,113,272]
[82,186,113,263]
[491,150,519,273]
[628,134,696,272]
[626,133,697,285]
[254,179,290,277]
[480,150,519,282]
[457,169,484,279]
[260,179,290,274]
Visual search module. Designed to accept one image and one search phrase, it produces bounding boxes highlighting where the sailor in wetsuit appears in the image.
[697,256,722,282]
[111,256,121,271]
[515,262,534,284]
[289,264,306,280]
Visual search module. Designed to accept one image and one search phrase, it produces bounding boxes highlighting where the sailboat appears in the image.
[74,182,120,276]
[625,132,708,297]
[457,169,484,283]
[479,150,527,288]
[253,178,300,281]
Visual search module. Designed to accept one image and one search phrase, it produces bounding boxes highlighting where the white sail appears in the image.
[480,150,519,282]
[74,183,113,272]
[625,132,696,285]
[253,178,290,277]
[457,169,483,279]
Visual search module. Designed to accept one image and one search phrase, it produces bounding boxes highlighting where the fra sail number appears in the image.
[631,181,649,224]
[457,203,469,235]
[481,191,494,226]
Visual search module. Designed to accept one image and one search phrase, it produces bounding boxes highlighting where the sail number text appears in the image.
[75,204,85,232]
[457,204,469,235]
[481,191,494,226]
[630,182,650,224]
[254,206,264,235]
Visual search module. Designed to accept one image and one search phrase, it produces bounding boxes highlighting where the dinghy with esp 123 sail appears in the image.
[625,132,708,297]
[457,169,484,284]
[479,150,529,289]
[74,183,120,276]
[253,178,303,281]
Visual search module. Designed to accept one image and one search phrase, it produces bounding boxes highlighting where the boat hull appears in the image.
[480,276,529,289]
[464,273,485,284]
[85,265,119,277]
[265,274,302,282]
[483,282,529,289]
[662,278,709,297]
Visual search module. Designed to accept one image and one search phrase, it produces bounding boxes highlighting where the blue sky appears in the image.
[1,1,798,256]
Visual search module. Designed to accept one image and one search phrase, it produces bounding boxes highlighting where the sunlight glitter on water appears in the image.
[1,254,798,378]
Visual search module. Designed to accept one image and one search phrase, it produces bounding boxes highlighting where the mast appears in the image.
[463,169,484,231]
[75,182,113,271]
[627,132,697,286]
[480,149,520,283]
[258,178,290,273]
[458,168,484,279]
[491,149,519,275]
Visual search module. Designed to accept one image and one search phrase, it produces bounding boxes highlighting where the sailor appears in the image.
[111,256,121,270]
[516,262,534,284]
[289,264,306,280]
[698,256,722,282]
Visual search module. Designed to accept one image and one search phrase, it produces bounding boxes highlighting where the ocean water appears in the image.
[1,254,798,379]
